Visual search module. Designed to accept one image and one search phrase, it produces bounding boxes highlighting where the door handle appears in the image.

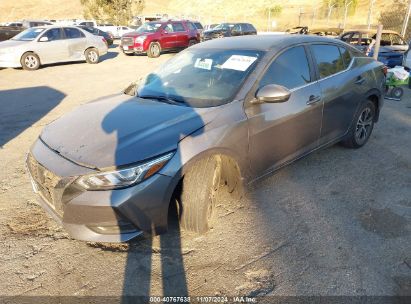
[307,95,321,105]
[355,76,365,85]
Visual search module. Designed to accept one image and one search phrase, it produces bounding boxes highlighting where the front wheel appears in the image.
[85,48,100,64]
[178,157,221,234]
[341,100,376,148]
[147,42,161,58]
[21,53,40,71]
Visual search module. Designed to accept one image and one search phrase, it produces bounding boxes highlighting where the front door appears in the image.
[245,45,323,177]
[35,28,67,63]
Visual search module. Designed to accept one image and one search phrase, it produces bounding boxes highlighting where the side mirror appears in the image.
[123,82,137,96]
[255,84,291,103]
[39,36,49,42]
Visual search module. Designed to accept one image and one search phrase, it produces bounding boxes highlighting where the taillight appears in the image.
[383,65,388,76]
[102,37,107,44]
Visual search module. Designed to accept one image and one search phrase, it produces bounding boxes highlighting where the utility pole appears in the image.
[401,0,411,37]
[367,0,375,29]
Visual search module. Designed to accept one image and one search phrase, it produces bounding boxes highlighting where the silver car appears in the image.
[0,25,108,70]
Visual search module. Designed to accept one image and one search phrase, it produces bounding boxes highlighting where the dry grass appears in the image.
[0,0,391,30]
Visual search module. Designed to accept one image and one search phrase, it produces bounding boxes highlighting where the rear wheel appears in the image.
[85,48,100,64]
[21,53,40,71]
[147,42,161,58]
[341,100,376,148]
[188,39,197,47]
[178,157,221,233]
[391,87,404,99]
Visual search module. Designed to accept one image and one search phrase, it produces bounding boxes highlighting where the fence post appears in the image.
[373,24,383,61]
[401,0,411,37]
[367,0,375,29]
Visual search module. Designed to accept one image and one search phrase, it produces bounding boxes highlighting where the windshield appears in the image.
[136,22,162,34]
[137,48,264,108]
[213,23,234,31]
[12,27,45,41]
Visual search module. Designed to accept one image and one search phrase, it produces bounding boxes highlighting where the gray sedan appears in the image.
[27,35,385,242]
[0,25,108,70]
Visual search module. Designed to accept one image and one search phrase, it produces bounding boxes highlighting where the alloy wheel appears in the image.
[151,44,160,57]
[88,51,98,63]
[355,107,374,145]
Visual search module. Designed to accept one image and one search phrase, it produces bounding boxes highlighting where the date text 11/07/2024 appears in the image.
[149,296,257,303]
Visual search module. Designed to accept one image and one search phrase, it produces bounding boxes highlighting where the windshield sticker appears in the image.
[194,58,213,70]
[221,55,257,71]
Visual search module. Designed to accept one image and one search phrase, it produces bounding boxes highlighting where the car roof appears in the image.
[193,34,348,51]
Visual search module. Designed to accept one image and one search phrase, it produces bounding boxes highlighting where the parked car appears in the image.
[0,20,54,42]
[0,25,108,70]
[339,30,408,67]
[402,43,411,69]
[285,26,309,34]
[77,21,133,38]
[78,25,114,46]
[120,20,200,58]
[204,24,218,31]
[310,27,343,38]
[192,21,204,37]
[202,22,257,41]
[0,25,23,41]
[26,35,385,242]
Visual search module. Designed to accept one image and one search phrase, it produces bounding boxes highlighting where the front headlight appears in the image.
[76,152,174,190]
[135,35,147,43]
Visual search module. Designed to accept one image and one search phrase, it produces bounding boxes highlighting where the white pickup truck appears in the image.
[77,21,134,38]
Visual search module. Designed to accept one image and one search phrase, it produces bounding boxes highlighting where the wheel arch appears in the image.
[365,88,382,122]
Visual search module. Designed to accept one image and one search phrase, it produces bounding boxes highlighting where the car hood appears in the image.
[40,94,216,169]
[122,31,154,38]
[0,39,28,49]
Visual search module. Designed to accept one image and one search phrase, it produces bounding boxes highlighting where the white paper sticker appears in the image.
[221,55,257,71]
[194,58,213,70]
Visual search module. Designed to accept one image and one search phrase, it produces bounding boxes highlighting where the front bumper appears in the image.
[27,139,175,242]
[0,52,21,68]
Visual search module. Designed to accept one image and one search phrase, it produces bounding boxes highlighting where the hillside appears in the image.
[0,0,392,30]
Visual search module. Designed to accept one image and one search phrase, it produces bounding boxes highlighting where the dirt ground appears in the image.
[0,45,410,300]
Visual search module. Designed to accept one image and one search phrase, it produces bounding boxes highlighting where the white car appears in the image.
[402,47,411,69]
[0,25,108,70]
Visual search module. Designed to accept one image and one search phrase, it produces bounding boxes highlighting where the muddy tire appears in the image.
[147,42,161,58]
[341,100,376,149]
[21,52,40,71]
[188,39,197,47]
[178,157,221,234]
[85,48,100,64]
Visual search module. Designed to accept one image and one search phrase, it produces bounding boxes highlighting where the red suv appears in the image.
[120,20,200,58]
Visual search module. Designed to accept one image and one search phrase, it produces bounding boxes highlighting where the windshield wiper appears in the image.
[138,95,186,105]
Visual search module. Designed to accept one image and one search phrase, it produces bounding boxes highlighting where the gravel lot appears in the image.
[0,45,410,299]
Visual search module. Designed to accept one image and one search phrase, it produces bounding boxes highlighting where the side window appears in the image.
[259,46,311,90]
[41,28,62,41]
[187,22,196,31]
[164,23,174,33]
[312,44,345,78]
[380,33,392,46]
[391,34,406,45]
[232,24,241,32]
[248,24,256,32]
[63,28,85,39]
[350,33,361,45]
[194,22,203,30]
[340,33,351,42]
[172,22,185,32]
[339,47,352,69]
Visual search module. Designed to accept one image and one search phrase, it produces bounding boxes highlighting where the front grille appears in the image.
[26,153,69,217]
[121,37,134,46]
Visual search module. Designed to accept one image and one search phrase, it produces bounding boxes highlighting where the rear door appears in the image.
[245,45,323,176]
[172,22,189,47]
[35,28,67,63]
[310,44,367,144]
[63,27,87,60]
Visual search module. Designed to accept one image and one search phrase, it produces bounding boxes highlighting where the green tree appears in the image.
[80,0,144,25]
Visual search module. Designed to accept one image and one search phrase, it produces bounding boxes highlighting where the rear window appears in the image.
[312,44,346,78]
[247,24,256,32]
[194,22,203,30]
[64,27,85,39]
